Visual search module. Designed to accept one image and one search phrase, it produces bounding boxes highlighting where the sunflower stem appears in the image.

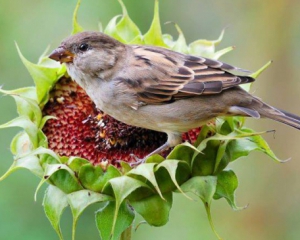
[204,202,222,240]
[120,225,132,240]
[72,219,77,240]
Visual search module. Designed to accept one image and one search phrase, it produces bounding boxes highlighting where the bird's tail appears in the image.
[266,108,300,130]
[259,104,300,130]
[229,97,300,130]
[226,88,300,130]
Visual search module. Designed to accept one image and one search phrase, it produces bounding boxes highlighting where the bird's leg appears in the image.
[130,142,170,167]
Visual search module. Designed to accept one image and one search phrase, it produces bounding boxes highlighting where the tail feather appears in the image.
[278,109,300,123]
[260,107,300,130]
[228,88,300,130]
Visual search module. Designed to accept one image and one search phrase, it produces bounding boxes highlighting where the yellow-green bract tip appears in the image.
[144,0,167,47]
[72,0,84,35]
[250,60,273,79]
[14,42,65,106]
[118,0,128,16]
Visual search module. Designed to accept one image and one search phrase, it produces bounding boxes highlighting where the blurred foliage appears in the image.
[0,0,300,240]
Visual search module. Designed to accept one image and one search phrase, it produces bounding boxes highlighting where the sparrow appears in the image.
[49,31,300,163]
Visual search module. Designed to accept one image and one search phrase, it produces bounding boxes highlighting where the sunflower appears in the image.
[0,1,280,239]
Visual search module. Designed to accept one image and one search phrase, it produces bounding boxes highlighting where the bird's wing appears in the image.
[115,45,254,105]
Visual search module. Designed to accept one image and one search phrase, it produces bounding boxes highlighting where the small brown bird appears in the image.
[49,31,300,162]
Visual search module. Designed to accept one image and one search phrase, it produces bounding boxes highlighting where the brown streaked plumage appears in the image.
[118,45,254,105]
[49,31,300,164]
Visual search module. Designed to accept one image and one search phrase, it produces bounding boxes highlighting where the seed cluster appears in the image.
[43,77,100,162]
[42,77,201,167]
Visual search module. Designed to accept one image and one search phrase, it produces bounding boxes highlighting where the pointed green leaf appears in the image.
[78,164,104,191]
[241,61,272,92]
[215,117,226,133]
[171,24,188,53]
[167,142,199,165]
[153,163,177,193]
[216,116,245,134]
[79,164,121,192]
[156,160,191,199]
[143,0,168,47]
[50,167,83,194]
[104,15,123,41]
[145,154,165,164]
[227,128,284,162]
[68,190,113,240]
[39,152,61,168]
[16,44,63,105]
[180,176,221,239]
[37,129,49,148]
[129,35,144,44]
[250,60,272,79]
[10,131,32,156]
[192,140,221,176]
[68,190,113,219]
[0,87,37,101]
[38,45,63,68]
[57,64,67,76]
[37,45,51,65]
[0,116,39,148]
[162,34,175,48]
[67,157,90,172]
[214,140,230,174]
[180,176,217,204]
[16,146,60,162]
[38,56,62,69]
[214,170,245,210]
[59,156,69,164]
[130,192,173,226]
[196,129,270,153]
[104,176,150,236]
[105,176,150,209]
[119,161,132,174]
[114,0,141,42]
[96,201,134,240]
[128,163,164,200]
[213,46,234,60]
[72,0,84,34]
[193,124,215,147]
[12,95,42,125]
[43,185,68,240]
[0,155,43,181]
[188,29,225,57]
[192,128,274,175]
[35,164,82,200]
[39,115,57,129]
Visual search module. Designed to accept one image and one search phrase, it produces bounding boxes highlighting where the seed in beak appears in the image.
[49,47,74,63]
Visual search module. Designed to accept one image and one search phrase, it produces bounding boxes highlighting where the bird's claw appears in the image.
[129,153,146,167]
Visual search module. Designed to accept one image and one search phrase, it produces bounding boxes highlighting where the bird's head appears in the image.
[49,31,125,79]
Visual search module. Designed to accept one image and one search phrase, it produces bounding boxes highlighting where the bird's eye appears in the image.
[78,43,89,51]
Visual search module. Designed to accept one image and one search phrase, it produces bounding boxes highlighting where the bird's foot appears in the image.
[129,154,146,167]
[128,142,171,167]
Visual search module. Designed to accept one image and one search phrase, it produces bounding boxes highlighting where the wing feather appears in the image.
[115,45,254,106]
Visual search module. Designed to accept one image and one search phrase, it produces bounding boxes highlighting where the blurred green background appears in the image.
[1,0,300,239]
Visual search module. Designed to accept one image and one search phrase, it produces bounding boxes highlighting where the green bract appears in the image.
[0,0,279,240]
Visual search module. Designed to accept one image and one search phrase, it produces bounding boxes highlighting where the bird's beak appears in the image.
[49,47,74,64]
